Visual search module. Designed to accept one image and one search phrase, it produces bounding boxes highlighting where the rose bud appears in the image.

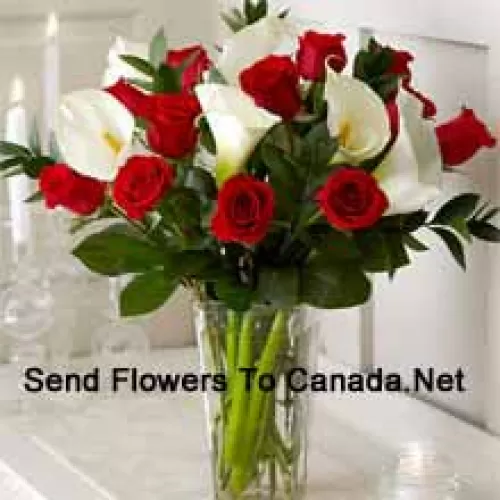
[316,167,388,231]
[145,92,201,159]
[39,163,106,216]
[436,108,497,167]
[297,31,347,81]
[166,45,211,91]
[105,79,150,118]
[387,48,437,119]
[113,155,175,220]
[240,55,301,121]
[211,174,275,245]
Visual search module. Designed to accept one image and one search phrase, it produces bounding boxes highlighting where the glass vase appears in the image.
[194,301,317,500]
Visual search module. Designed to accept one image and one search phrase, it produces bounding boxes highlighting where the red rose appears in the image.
[211,175,275,245]
[39,164,106,216]
[240,55,301,120]
[316,167,388,231]
[386,48,437,119]
[145,93,201,158]
[166,45,211,91]
[113,155,175,220]
[105,79,150,118]
[386,99,400,143]
[436,108,497,167]
[297,31,347,81]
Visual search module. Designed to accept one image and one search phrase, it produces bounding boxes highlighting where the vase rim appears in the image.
[193,299,304,313]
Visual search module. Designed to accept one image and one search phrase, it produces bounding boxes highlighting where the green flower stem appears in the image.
[226,311,240,382]
[223,312,254,469]
[229,310,287,495]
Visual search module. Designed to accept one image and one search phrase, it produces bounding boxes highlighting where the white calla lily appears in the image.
[325,67,391,164]
[218,15,292,85]
[374,90,443,215]
[102,36,149,87]
[195,84,281,185]
[55,89,134,181]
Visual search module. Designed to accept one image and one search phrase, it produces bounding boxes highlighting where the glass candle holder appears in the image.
[376,442,461,500]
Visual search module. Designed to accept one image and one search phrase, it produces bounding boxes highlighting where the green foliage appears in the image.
[120,55,156,77]
[72,224,165,276]
[221,0,268,32]
[300,259,372,309]
[120,269,177,316]
[0,139,55,179]
[431,227,466,270]
[256,267,299,307]
[354,38,400,101]
[432,193,480,225]
[149,28,167,69]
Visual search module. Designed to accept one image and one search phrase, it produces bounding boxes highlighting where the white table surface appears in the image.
[0,348,499,499]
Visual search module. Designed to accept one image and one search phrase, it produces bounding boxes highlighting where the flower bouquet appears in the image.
[1,0,500,498]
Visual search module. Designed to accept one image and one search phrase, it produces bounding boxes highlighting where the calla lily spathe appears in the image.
[195,84,280,186]
[218,15,292,85]
[374,90,443,215]
[55,89,135,181]
[102,37,149,87]
[325,66,391,164]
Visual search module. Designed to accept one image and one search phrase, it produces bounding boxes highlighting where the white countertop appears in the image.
[0,348,499,499]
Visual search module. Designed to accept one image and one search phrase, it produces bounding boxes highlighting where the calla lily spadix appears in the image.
[218,15,293,85]
[55,89,134,182]
[325,66,391,164]
[102,37,149,87]
[374,91,443,215]
[195,84,281,186]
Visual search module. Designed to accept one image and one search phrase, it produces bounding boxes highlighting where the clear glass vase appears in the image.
[194,301,317,500]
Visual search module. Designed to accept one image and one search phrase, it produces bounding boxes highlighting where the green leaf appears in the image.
[278,8,291,19]
[184,167,217,200]
[245,0,267,24]
[199,117,217,154]
[355,230,389,273]
[403,234,428,252]
[355,230,410,276]
[314,230,361,262]
[159,187,202,245]
[120,270,177,317]
[432,193,480,225]
[215,276,254,312]
[127,78,155,92]
[24,156,53,178]
[300,261,371,309]
[468,220,500,242]
[221,8,247,32]
[449,217,472,243]
[0,141,31,159]
[432,227,466,270]
[165,250,221,281]
[29,119,42,156]
[206,66,228,84]
[153,64,181,93]
[25,191,44,203]
[120,55,156,77]
[72,224,164,276]
[479,207,500,223]
[0,157,22,171]
[302,122,338,169]
[2,166,24,178]
[404,210,428,232]
[256,267,299,307]
[149,27,167,69]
